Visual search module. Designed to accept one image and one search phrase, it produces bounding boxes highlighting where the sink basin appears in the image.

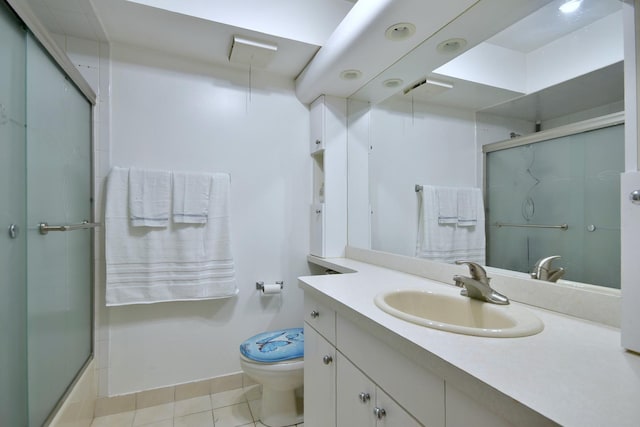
[374,289,543,338]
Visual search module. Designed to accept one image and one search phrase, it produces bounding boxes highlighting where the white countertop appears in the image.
[299,257,640,427]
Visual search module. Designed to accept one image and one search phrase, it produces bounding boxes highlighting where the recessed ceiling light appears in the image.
[436,38,467,54]
[382,78,404,88]
[559,0,582,14]
[385,23,416,41]
[340,69,362,80]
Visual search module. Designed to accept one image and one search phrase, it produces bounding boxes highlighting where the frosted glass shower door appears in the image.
[486,124,624,288]
[26,35,92,426]
[0,4,28,426]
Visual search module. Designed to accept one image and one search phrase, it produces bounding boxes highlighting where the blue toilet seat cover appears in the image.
[240,328,304,363]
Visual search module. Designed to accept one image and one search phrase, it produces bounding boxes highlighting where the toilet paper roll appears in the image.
[261,284,282,295]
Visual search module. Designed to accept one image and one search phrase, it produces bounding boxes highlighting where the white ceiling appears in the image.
[21,0,624,110]
[24,0,357,78]
[487,0,622,53]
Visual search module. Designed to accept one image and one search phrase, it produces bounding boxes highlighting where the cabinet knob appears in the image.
[373,407,386,419]
[322,355,333,365]
[310,310,319,318]
[358,392,370,403]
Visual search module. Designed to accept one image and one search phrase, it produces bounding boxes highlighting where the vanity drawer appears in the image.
[304,294,336,344]
[336,314,445,427]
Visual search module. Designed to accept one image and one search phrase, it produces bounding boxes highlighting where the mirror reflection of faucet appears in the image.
[453,260,509,305]
[531,256,565,282]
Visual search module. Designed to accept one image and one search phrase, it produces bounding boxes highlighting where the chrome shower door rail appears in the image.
[493,222,568,231]
[38,220,100,235]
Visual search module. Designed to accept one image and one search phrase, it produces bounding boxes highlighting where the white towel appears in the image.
[128,168,171,227]
[457,188,479,227]
[173,172,212,224]
[416,185,485,264]
[105,167,238,306]
[436,187,458,224]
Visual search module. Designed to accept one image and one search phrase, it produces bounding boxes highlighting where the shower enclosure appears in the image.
[485,116,624,289]
[1,2,94,426]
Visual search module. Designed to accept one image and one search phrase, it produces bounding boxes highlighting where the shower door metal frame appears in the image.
[3,0,98,425]
[5,0,96,105]
[482,111,625,154]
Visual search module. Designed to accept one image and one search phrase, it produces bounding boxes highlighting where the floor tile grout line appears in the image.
[91,386,270,427]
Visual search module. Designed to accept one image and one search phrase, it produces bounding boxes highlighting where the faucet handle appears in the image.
[531,256,563,282]
[533,255,561,269]
[455,260,489,281]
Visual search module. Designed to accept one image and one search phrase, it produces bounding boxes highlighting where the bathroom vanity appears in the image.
[300,255,640,427]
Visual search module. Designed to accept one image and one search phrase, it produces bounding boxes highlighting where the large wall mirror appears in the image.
[347,0,624,290]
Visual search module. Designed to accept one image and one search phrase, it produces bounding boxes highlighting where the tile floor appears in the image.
[90,386,304,427]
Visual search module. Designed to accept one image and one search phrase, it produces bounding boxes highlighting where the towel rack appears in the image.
[39,220,100,235]
[415,184,423,192]
[493,222,568,231]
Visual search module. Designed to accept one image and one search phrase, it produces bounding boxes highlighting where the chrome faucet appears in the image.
[453,261,509,305]
[531,256,564,282]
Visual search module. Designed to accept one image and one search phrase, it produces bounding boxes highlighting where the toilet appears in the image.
[239,328,304,427]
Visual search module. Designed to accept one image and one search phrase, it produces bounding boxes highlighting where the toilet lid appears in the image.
[240,328,304,363]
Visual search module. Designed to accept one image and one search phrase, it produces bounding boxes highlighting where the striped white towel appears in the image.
[105,167,237,306]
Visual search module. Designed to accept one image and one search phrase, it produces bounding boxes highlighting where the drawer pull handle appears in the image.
[322,355,333,365]
[373,407,386,419]
[310,310,320,318]
[358,392,370,403]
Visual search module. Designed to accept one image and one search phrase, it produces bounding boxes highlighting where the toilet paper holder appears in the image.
[256,281,284,291]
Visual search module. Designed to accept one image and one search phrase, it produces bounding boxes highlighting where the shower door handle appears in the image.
[39,220,100,235]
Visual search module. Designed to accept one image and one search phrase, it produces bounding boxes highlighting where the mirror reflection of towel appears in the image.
[416,185,485,264]
[457,188,479,227]
[436,187,458,224]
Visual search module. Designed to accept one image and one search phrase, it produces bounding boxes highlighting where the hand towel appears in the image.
[416,185,485,264]
[128,168,171,227]
[172,171,212,224]
[105,167,237,306]
[436,187,458,224]
[457,187,480,227]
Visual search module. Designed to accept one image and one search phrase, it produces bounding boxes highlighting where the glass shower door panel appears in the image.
[0,4,27,426]
[26,35,92,427]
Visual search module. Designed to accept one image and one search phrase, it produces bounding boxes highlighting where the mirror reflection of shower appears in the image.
[485,117,624,288]
[521,144,539,222]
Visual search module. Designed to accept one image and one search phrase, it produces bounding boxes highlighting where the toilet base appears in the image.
[259,386,303,427]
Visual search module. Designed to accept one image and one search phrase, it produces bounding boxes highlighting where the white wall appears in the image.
[368,97,477,257]
[104,43,311,395]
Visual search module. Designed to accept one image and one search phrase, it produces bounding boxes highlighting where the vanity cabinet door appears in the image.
[337,353,375,427]
[337,353,423,427]
[375,387,423,427]
[304,324,336,427]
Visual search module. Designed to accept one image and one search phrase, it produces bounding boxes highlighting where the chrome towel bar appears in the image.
[39,220,100,235]
[493,222,568,231]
